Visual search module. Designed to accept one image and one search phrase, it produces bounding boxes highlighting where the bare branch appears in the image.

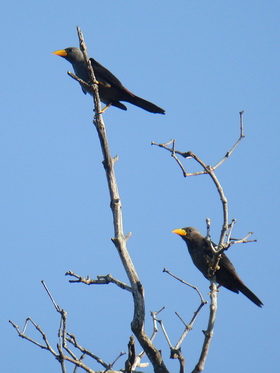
[67,71,93,90]
[9,318,58,355]
[156,318,173,349]
[125,336,135,373]
[76,27,102,117]
[170,139,189,177]
[10,285,116,373]
[174,301,206,350]
[226,219,237,245]
[152,113,246,245]
[212,111,245,169]
[152,112,245,177]
[128,308,165,370]
[75,27,169,373]
[9,315,117,373]
[205,218,211,241]
[41,280,60,311]
[163,268,206,304]
[131,306,165,364]
[154,315,189,373]
[227,232,256,248]
[153,114,248,298]
[41,281,70,359]
[191,281,218,373]
[149,279,206,368]
[153,114,247,371]
[155,271,206,349]
[65,271,132,292]
[57,343,67,373]
[170,349,185,373]
[151,140,199,177]
[73,354,86,373]
[105,351,126,372]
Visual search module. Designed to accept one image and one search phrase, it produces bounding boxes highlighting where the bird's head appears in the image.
[172,227,201,242]
[53,47,85,63]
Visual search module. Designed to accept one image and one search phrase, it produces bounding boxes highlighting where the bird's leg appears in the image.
[99,103,112,114]
[97,81,111,88]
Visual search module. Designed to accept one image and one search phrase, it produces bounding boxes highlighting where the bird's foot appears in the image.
[99,103,112,114]
[97,81,111,88]
[94,103,112,118]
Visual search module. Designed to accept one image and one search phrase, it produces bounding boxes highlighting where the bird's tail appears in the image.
[238,282,263,307]
[126,94,165,114]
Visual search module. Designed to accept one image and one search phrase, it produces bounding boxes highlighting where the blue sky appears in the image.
[2,1,279,372]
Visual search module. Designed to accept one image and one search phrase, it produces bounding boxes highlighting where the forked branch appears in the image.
[153,112,250,372]
[152,111,247,246]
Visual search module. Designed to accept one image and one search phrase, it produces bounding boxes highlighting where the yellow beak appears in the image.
[172,228,187,236]
[53,49,67,57]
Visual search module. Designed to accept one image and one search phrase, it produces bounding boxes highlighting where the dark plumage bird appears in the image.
[53,47,165,114]
[172,227,263,307]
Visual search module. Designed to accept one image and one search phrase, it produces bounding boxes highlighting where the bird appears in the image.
[172,227,263,307]
[53,47,165,114]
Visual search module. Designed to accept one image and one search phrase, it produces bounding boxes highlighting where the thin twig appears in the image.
[227,233,256,247]
[10,288,110,372]
[226,219,237,245]
[206,218,211,241]
[67,71,93,90]
[105,351,126,372]
[213,111,245,169]
[163,268,206,304]
[155,313,192,373]
[65,271,132,292]
[9,318,58,355]
[152,277,206,350]
[67,333,109,369]
[156,319,173,349]
[73,354,86,373]
[170,139,188,177]
[57,344,67,373]
[41,281,71,360]
[41,280,60,311]
[151,140,202,177]
[174,301,206,350]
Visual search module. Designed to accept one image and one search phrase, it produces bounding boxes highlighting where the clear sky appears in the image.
[2,1,279,372]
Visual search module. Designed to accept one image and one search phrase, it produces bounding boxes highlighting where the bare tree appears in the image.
[9,28,258,373]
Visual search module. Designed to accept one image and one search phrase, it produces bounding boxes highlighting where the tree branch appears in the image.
[192,281,218,373]
[152,114,247,273]
[163,268,207,305]
[153,113,246,372]
[65,271,132,292]
[75,26,169,373]
[10,281,131,372]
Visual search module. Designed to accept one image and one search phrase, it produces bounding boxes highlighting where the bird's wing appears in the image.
[90,58,128,89]
[206,241,237,275]
[201,242,240,286]
[219,252,238,274]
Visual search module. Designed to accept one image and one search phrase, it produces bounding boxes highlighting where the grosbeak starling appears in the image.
[172,227,263,307]
[53,47,165,114]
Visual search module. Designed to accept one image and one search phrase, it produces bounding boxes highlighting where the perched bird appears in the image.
[53,47,165,114]
[172,227,263,307]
